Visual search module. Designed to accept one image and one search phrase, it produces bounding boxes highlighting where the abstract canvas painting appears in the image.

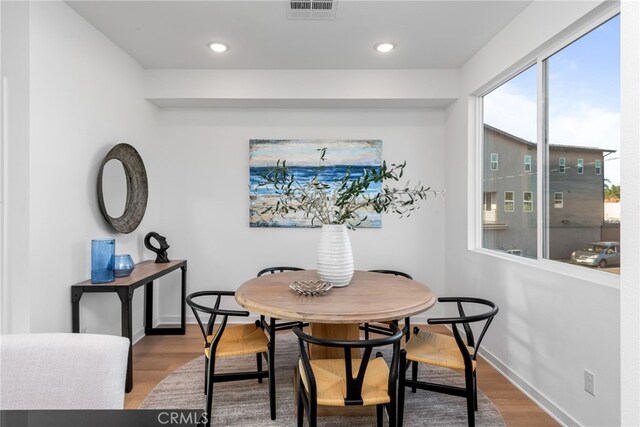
[249,139,382,228]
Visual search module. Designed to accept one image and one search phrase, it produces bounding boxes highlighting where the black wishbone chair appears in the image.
[186,291,275,427]
[398,297,499,427]
[361,270,414,343]
[293,324,404,427]
[257,266,308,337]
[257,266,308,389]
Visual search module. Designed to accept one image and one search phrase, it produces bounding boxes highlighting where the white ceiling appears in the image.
[67,1,531,70]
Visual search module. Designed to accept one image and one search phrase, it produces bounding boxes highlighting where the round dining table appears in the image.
[235,269,436,359]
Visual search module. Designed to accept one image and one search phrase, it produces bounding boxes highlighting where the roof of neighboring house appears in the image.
[548,143,616,154]
[484,124,617,154]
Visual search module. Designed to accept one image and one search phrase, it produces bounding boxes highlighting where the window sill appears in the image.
[471,248,620,289]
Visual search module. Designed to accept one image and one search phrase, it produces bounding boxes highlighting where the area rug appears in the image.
[140,334,505,426]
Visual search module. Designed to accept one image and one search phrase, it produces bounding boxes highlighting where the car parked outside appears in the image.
[570,241,620,268]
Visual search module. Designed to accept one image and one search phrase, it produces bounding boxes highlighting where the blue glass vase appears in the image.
[114,254,135,277]
[91,239,115,284]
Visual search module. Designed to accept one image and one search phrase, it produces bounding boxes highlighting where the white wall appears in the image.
[25,2,159,336]
[1,2,31,334]
[4,1,450,339]
[152,108,447,324]
[445,1,622,425]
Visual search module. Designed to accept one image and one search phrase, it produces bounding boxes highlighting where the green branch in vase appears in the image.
[253,151,442,229]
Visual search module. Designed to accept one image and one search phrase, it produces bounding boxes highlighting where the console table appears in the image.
[71,259,187,392]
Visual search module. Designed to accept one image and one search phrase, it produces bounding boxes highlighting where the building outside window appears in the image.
[482,62,537,259]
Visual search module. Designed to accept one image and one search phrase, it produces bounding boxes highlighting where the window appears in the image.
[554,192,563,208]
[523,191,533,212]
[504,191,515,212]
[480,13,620,273]
[490,153,499,171]
[546,15,619,268]
[482,64,537,258]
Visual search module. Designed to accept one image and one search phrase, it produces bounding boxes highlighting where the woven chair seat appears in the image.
[405,329,476,371]
[205,323,268,358]
[298,357,391,407]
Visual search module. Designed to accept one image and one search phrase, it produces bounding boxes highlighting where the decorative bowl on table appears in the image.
[289,280,333,296]
[114,254,135,277]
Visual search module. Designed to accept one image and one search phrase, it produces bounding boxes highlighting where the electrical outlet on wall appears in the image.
[584,369,596,396]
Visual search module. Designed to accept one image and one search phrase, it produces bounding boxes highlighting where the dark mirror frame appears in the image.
[97,143,148,234]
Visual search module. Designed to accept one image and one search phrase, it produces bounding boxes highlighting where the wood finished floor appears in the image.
[125,324,558,426]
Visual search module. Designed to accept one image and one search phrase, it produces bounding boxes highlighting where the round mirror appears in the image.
[101,159,127,218]
[97,143,148,234]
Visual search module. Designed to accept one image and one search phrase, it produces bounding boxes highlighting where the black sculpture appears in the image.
[144,232,170,263]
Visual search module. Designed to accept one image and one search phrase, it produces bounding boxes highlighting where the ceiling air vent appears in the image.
[288,0,337,20]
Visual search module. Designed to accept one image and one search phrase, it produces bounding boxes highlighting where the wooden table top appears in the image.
[73,260,186,289]
[235,270,436,324]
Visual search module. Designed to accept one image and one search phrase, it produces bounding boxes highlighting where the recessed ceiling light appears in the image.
[375,43,395,53]
[208,42,228,53]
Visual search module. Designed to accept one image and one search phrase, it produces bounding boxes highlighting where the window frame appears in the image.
[595,159,602,175]
[472,4,620,287]
[524,155,532,172]
[559,157,566,174]
[490,153,499,171]
[553,192,563,209]
[523,191,534,212]
[577,158,584,175]
[504,191,515,212]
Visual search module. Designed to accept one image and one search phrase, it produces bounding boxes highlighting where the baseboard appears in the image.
[132,326,146,345]
[479,347,577,426]
[132,317,165,345]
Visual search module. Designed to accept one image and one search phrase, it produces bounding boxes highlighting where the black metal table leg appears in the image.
[71,288,84,333]
[180,265,187,333]
[144,281,154,334]
[118,288,134,393]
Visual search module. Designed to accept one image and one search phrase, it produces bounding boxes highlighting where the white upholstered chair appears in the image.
[0,333,129,409]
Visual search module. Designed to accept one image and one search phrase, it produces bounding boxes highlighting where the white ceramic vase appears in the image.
[317,224,354,287]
